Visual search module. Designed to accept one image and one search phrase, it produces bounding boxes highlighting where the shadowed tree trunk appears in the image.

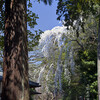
[98,17,100,100]
[1,0,29,100]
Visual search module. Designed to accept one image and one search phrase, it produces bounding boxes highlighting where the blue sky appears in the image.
[31,0,62,31]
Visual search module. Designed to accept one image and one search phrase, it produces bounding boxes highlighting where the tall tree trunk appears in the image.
[98,17,100,100]
[1,0,29,100]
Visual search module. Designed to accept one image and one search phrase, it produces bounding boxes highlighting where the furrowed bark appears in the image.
[1,0,29,100]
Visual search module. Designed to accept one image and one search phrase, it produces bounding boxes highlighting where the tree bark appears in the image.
[1,0,29,100]
[98,17,100,100]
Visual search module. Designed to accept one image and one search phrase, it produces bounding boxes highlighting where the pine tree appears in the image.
[1,0,29,100]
